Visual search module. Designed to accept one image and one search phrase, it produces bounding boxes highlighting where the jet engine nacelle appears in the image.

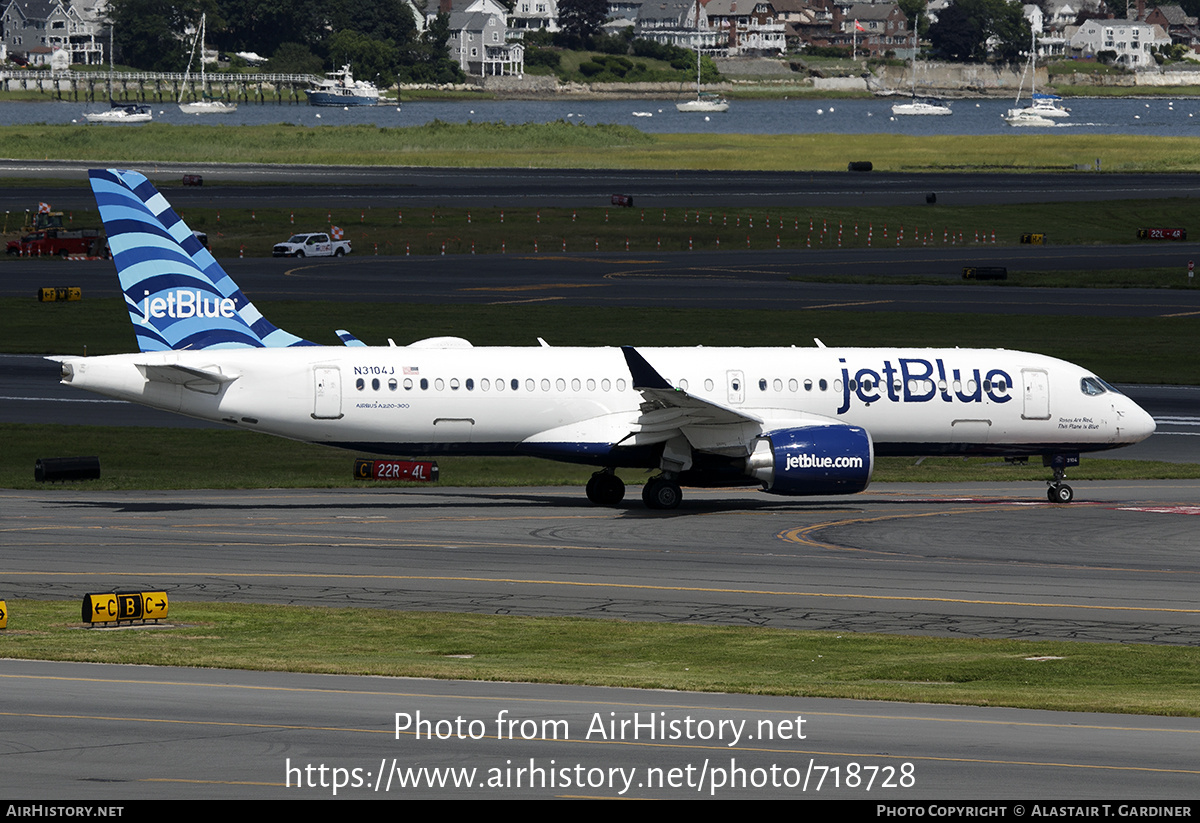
[745,423,874,496]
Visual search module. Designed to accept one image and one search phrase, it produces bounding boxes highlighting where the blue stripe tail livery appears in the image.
[88,168,313,351]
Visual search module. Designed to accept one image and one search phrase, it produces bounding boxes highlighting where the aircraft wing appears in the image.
[519,348,764,459]
[621,346,762,427]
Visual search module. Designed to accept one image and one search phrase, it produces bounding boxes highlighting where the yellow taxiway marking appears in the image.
[460,283,607,292]
[2,567,1196,615]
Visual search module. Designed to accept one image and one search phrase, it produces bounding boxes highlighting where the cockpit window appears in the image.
[1080,377,1107,396]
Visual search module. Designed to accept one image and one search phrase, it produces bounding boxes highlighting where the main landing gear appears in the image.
[642,475,682,510]
[585,470,625,506]
[585,470,683,510]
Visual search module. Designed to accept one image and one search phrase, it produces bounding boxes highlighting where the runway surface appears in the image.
[6,160,1200,209]
[5,482,1199,644]
[6,659,1199,799]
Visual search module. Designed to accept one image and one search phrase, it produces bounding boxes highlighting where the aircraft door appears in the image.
[1021,369,1050,420]
[312,366,344,419]
[727,370,745,405]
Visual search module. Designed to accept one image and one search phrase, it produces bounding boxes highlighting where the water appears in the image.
[2,95,1199,135]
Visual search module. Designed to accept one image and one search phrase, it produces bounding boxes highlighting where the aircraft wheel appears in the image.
[1051,484,1074,504]
[642,477,682,510]
[586,472,624,506]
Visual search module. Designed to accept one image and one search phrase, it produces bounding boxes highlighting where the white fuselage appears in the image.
[57,344,1155,464]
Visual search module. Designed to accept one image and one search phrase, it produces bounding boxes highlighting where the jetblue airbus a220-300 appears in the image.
[52,169,1156,509]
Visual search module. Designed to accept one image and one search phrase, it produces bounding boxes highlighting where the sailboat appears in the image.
[892,22,951,115]
[84,27,151,123]
[676,0,727,112]
[1004,30,1065,126]
[179,14,236,114]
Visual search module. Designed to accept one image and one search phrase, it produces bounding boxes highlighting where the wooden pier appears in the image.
[0,70,319,104]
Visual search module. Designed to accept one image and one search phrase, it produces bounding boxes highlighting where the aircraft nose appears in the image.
[1124,400,1156,443]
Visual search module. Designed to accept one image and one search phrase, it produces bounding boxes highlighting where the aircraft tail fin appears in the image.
[88,169,313,351]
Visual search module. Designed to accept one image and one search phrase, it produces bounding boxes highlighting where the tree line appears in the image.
[108,0,464,84]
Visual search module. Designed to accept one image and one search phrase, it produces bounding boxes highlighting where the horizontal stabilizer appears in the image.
[336,330,367,347]
[139,363,238,388]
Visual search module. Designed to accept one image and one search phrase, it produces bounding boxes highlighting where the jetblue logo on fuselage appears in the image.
[837,357,1013,414]
[139,290,236,326]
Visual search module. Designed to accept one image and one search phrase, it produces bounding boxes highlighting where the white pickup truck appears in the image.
[272,232,351,258]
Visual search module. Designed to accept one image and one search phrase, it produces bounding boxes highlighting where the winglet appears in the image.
[621,346,674,390]
[88,168,314,352]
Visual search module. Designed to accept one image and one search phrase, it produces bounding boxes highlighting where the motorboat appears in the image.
[892,98,952,116]
[307,64,381,107]
[1025,93,1070,118]
[1003,108,1056,127]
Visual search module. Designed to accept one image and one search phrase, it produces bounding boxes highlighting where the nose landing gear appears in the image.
[1048,478,1074,503]
[1044,454,1078,504]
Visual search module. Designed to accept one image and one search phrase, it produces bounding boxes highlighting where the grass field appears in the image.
[8,197,1200,260]
[5,123,1200,171]
[3,600,1197,715]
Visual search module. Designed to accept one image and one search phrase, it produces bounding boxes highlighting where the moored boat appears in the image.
[307,64,381,107]
[892,98,952,116]
[178,14,237,115]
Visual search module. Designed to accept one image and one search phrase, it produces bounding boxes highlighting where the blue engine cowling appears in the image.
[745,424,874,496]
